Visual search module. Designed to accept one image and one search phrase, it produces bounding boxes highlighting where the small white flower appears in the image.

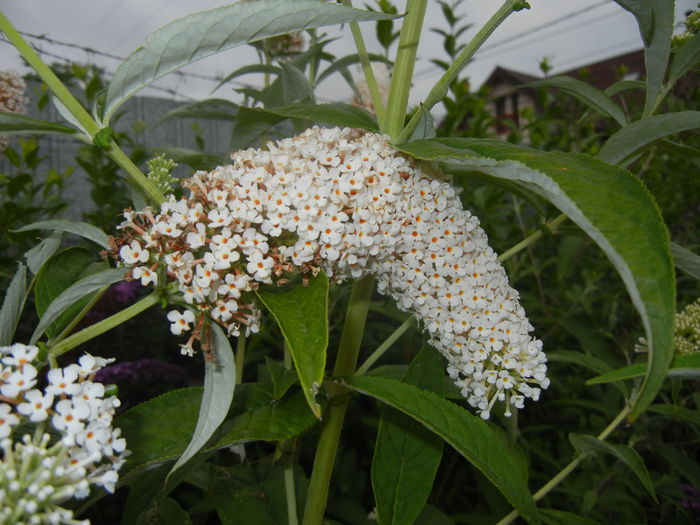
[167,310,196,336]
[119,240,149,265]
[17,389,54,422]
[0,403,19,437]
[132,266,158,286]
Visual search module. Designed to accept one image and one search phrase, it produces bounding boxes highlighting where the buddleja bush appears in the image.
[0,1,698,523]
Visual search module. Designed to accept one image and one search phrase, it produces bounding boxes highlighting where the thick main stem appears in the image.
[302,276,375,525]
[383,0,428,139]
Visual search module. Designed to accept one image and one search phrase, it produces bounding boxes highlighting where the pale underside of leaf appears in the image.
[103,0,395,121]
[167,322,236,479]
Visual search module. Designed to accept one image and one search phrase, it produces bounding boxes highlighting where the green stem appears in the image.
[0,11,98,137]
[356,315,414,375]
[0,11,165,206]
[51,286,109,346]
[495,404,632,525]
[383,0,429,139]
[341,0,386,127]
[48,291,159,358]
[284,461,299,525]
[395,0,522,143]
[235,335,246,384]
[497,213,567,263]
[302,276,375,525]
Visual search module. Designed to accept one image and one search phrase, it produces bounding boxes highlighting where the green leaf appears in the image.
[569,434,656,501]
[154,99,238,127]
[103,0,395,121]
[211,390,317,447]
[372,347,444,525]
[238,103,379,133]
[212,64,280,93]
[598,111,700,165]
[523,76,627,126]
[398,138,675,420]
[671,242,700,281]
[586,353,700,385]
[168,322,235,479]
[230,106,284,150]
[256,272,329,418]
[14,219,110,249]
[547,350,613,375]
[539,509,602,525]
[0,113,76,135]
[24,233,62,274]
[30,268,126,344]
[669,31,700,87]
[0,263,27,346]
[316,53,392,85]
[211,463,307,525]
[647,404,700,427]
[136,496,192,525]
[264,357,299,400]
[603,79,646,97]
[643,1,674,113]
[345,375,538,524]
[613,1,653,44]
[280,62,314,105]
[409,105,437,141]
[118,387,315,475]
[34,247,100,339]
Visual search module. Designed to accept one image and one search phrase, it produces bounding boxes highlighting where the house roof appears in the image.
[480,49,645,92]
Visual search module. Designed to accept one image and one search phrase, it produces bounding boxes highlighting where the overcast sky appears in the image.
[1,0,695,108]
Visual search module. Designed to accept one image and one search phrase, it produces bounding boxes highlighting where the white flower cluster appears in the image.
[0,70,28,152]
[0,344,127,525]
[114,126,548,418]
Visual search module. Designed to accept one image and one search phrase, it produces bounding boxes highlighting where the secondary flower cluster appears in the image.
[0,70,28,152]
[112,126,548,419]
[0,344,127,525]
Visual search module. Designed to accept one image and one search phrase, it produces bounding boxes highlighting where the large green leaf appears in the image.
[345,376,538,524]
[372,347,444,525]
[14,219,110,249]
[597,111,700,165]
[34,247,101,339]
[118,387,315,475]
[398,138,675,420]
[569,434,656,501]
[586,353,700,384]
[671,242,700,281]
[523,76,628,126]
[0,263,27,346]
[256,272,329,418]
[0,113,76,135]
[103,0,394,121]
[168,322,235,479]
